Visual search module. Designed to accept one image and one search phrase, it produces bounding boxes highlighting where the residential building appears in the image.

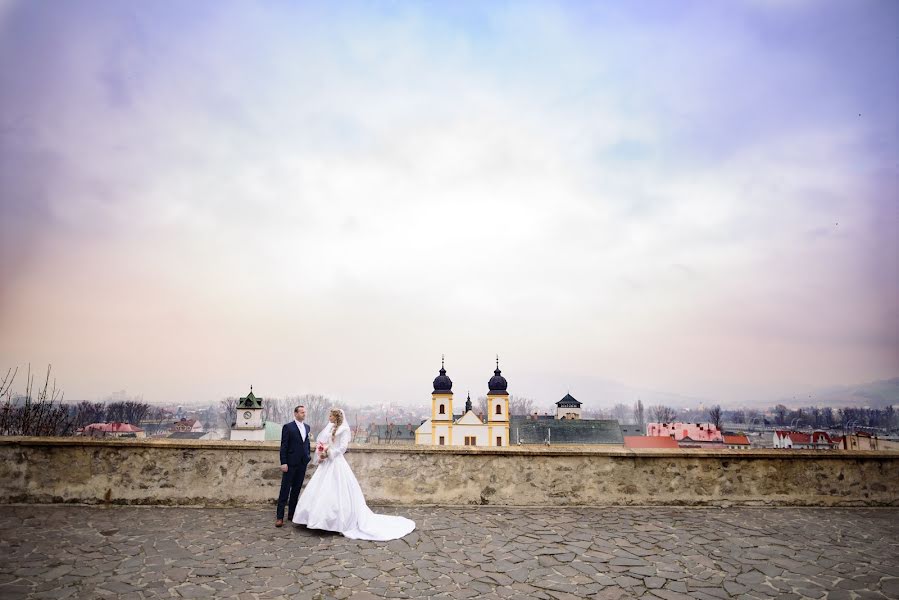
[172,418,203,433]
[619,424,645,437]
[646,422,723,442]
[723,434,751,449]
[677,436,726,449]
[368,423,417,444]
[77,422,146,438]
[773,430,839,449]
[623,436,678,449]
[841,432,899,451]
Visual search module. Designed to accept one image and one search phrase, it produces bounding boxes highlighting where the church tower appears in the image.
[486,356,510,446]
[430,356,453,446]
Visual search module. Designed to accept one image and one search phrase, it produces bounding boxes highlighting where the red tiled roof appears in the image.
[776,430,835,445]
[723,434,750,445]
[624,436,679,449]
[81,422,143,433]
[811,431,834,443]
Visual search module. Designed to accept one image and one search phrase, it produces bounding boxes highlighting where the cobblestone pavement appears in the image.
[0,505,896,600]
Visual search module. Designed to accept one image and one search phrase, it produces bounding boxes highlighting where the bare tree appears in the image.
[297,394,332,435]
[219,397,239,438]
[612,403,631,424]
[122,399,150,425]
[105,402,127,423]
[633,398,645,430]
[582,406,610,419]
[745,409,761,429]
[72,401,106,429]
[650,404,677,423]
[774,404,788,426]
[263,397,296,425]
[349,410,361,443]
[477,396,488,420]
[0,364,75,436]
[708,404,722,431]
[509,395,536,416]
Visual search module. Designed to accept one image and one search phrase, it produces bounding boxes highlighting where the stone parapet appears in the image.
[1,437,896,507]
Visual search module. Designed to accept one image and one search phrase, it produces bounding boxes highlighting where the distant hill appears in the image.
[797,378,899,409]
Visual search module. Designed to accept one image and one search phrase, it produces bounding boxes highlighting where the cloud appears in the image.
[0,1,896,406]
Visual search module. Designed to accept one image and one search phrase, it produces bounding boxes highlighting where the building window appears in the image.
[464,436,476,446]
[439,404,445,415]
[495,404,502,415]
[439,436,445,445]
[496,436,502,446]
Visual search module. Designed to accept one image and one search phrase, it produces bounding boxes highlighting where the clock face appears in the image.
[243,411,252,419]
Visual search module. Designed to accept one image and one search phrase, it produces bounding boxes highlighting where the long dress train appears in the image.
[292,419,415,541]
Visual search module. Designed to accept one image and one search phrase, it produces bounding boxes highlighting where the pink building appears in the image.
[77,422,146,438]
[646,422,723,442]
[624,436,679,449]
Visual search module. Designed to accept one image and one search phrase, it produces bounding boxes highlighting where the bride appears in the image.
[292,408,416,541]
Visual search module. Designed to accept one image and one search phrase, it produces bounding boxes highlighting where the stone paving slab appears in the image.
[0,505,896,599]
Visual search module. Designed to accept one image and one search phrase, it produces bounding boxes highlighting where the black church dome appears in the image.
[433,363,452,393]
[488,367,508,394]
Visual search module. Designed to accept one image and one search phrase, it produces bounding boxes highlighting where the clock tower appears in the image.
[231,386,266,441]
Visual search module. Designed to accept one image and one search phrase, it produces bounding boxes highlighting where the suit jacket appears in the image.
[280,421,311,467]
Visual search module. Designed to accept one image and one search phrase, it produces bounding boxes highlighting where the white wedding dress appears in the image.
[292,413,415,541]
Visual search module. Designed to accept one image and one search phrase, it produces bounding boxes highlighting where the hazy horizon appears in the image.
[1,1,897,408]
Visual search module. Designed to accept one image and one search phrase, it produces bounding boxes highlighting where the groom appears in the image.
[276,405,311,527]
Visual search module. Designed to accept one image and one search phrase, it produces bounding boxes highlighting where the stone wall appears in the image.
[1,437,897,507]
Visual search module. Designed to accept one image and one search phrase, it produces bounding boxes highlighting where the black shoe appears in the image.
[287,515,293,521]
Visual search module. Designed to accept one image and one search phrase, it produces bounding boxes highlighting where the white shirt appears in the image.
[295,419,306,441]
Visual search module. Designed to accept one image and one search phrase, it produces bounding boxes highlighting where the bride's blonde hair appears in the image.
[330,409,343,440]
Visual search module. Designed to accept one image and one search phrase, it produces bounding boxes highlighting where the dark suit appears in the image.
[277,420,311,520]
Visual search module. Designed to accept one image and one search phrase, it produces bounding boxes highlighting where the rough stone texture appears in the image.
[0,505,896,599]
[0,437,897,507]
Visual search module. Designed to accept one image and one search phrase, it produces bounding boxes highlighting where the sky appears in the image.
[0,0,897,409]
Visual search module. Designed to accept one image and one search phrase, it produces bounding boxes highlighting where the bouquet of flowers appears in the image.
[316,441,329,461]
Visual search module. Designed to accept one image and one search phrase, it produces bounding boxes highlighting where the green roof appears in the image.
[237,389,263,409]
[264,421,282,441]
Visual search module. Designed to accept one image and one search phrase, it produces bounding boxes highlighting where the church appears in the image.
[414,358,510,447]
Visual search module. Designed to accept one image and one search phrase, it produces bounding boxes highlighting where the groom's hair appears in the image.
[294,405,304,413]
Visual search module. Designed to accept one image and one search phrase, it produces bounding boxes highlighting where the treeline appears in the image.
[724,405,897,431]
[1,365,166,436]
[219,393,355,440]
